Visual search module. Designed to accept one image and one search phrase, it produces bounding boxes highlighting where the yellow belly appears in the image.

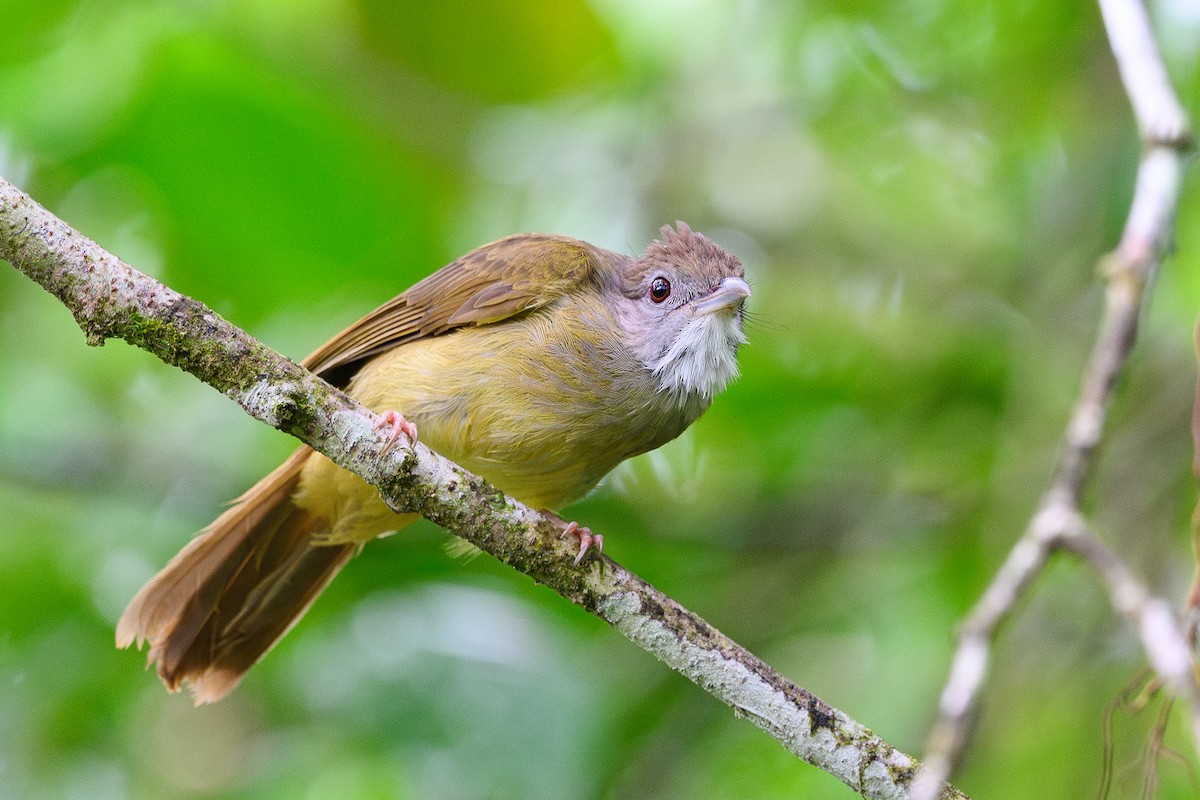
[293,302,704,544]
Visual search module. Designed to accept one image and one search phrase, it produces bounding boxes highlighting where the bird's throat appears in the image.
[651,313,745,404]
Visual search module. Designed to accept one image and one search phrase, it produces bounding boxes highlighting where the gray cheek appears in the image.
[650,317,688,360]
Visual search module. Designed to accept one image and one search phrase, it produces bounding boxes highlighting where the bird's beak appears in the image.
[694,276,751,315]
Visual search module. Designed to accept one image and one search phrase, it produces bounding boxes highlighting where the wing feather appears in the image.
[301,234,605,386]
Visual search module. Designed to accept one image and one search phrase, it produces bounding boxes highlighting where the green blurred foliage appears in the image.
[2,0,1200,798]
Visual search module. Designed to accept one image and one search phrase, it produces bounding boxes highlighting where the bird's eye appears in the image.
[649,276,671,303]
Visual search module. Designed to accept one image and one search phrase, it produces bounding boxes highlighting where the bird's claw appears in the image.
[560,521,603,566]
[375,410,418,456]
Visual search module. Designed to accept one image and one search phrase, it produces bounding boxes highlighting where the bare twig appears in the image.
[914,1,1196,796]
[1098,0,1192,146]
[0,176,967,800]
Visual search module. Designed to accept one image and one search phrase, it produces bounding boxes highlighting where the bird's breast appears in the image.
[349,300,707,510]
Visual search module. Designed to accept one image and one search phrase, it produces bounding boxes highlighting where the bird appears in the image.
[117,221,750,704]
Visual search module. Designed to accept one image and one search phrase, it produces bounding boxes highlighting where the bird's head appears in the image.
[619,222,750,405]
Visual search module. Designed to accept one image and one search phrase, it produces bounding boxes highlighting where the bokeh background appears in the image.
[2,1,1200,798]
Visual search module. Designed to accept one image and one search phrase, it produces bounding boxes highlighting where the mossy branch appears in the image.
[0,176,966,800]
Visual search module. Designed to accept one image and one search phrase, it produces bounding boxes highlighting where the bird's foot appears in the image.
[562,521,602,565]
[543,511,603,565]
[375,410,418,455]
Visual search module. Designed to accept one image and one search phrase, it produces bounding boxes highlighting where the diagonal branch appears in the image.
[914,1,1196,796]
[0,176,967,800]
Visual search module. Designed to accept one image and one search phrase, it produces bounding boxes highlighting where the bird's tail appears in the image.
[116,446,354,704]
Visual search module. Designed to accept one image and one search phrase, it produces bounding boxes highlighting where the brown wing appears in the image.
[301,233,606,388]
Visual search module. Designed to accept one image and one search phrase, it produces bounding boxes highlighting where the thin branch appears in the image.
[1098,0,1192,146]
[0,176,966,800]
[914,1,1196,796]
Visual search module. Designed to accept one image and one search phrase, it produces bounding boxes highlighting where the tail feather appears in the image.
[117,446,354,704]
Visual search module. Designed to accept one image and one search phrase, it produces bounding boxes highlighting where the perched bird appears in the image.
[117,222,749,703]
